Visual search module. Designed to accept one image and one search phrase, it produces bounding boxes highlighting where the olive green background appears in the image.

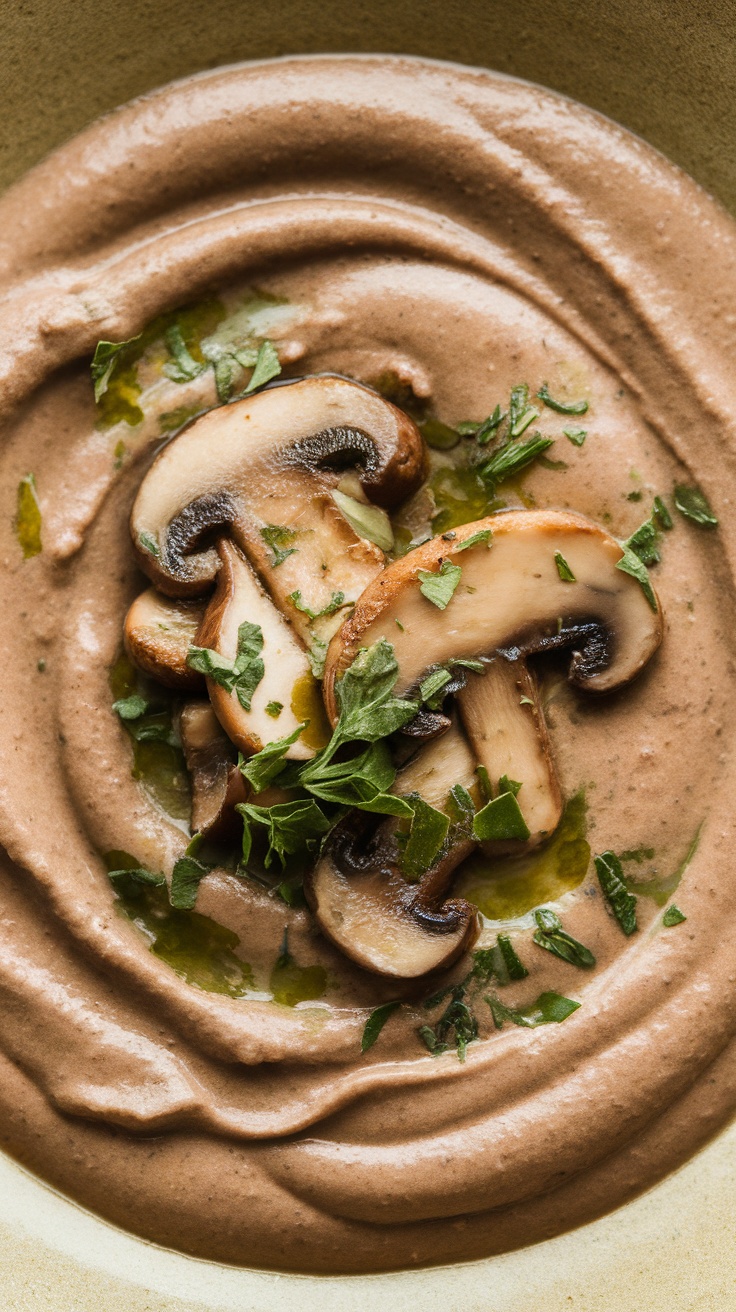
[2,0,735,211]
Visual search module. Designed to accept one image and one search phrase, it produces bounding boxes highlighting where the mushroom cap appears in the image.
[305,819,478,979]
[324,509,663,716]
[129,374,425,599]
[123,588,206,691]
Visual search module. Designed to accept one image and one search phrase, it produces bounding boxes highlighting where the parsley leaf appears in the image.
[260,524,297,567]
[473,404,506,446]
[361,1001,401,1052]
[616,543,658,611]
[112,694,149,721]
[163,324,205,383]
[170,854,211,910]
[479,434,554,485]
[138,530,160,558]
[455,528,493,552]
[288,590,347,620]
[241,339,281,394]
[331,639,419,746]
[238,723,307,793]
[400,793,451,881]
[487,990,581,1029]
[653,495,673,530]
[419,667,453,706]
[563,427,587,446]
[473,776,530,842]
[417,559,462,610]
[265,701,283,718]
[419,988,478,1061]
[331,490,394,552]
[674,484,718,527]
[533,908,596,968]
[537,384,589,416]
[663,904,687,926]
[238,798,332,869]
[187,620,265,711]
[595,850,638,935]
[554,551,576,582]
[108,864,165,893]
[90,336,141,403]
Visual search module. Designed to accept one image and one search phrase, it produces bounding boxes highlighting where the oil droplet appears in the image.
[456,792,590,921]
[269,933,327,1006]
[290,671,332,750]
[106,854,253,998]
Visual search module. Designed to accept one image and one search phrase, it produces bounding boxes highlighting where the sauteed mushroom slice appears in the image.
[129,375,425,647]
[124,588,206,691]
[325,509,663,846]
[193,539,314,758]
[178,701,246,839]
[305,724,480,977]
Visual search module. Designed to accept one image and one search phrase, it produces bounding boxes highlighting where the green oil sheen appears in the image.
[16,474,42,558]
[269,949,327,1007]
[106,854,253,998]
[290,671,332,750]
[456,792,590,921]
[95,298,226,429]
[109,652,191,822]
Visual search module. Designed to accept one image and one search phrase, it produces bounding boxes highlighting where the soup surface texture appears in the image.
[0,56,734,1273]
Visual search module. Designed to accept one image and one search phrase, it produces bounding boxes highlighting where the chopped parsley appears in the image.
[241,339,281,394]
[473,777,530,842]
[260,524,297,567]
[187,621,265,711]
[663,904,687,926]
[138,530,160,558]
[112,694,150,721]
[554,550,576,582]
[673,484,718,528]
[163,324,205,384]
[288,590,347,620]
[265,701,283,718]
[90,335,141,403]
[170,854,212,910]
[563,427,587,446]
[455,528,493,552]
[417,559,462,609]
[487,991,581,1029]
[361,1001,401,1052]
[479,433,554,486]
[594,850,638,935]
[532,908,596,968]
[400,794,451,881]
[537,384,589,415]
[616,543,658,611]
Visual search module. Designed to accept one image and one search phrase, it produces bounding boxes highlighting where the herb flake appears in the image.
[595,850,638,935]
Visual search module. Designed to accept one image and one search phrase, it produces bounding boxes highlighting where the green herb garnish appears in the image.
[563,427,587,446]
[662,904,687,926]
[265,701,283,718]
[238,723,307,793]
[361,1001,401,1052]
[187,621,265,711]
[170,854,212,910]
[594,850,638,935]
[473,777,530,843]
[616,543,658,611]
[90,336,142,402]
[554,551,576,582]
[673,484,718,527]
[537,384,589,415]
[288,590,347,620]
[400,793,451,881]
[239,798,332,869]
[417,559,462,610]
[112,694,150,721]
[260,524,297,567]
[163,324,205,383]
[241,339,281,394]
[331,491,394,552]
[487,990,581,1029]
[455,528,493,552]
[479,434,554,486]
[532,908,596,968]
[138,530,160,558]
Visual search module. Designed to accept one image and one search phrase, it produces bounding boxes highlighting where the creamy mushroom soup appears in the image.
[0,57,734,1274]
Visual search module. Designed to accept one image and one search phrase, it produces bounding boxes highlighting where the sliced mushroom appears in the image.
[194,539,315,758]
[124,588,206,691]
[325,509,662,847]
[129,375,425,649]
[178,700,246,839]
[305,722,480,977]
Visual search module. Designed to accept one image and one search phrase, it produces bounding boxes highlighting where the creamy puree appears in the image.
[0,57,735,1274]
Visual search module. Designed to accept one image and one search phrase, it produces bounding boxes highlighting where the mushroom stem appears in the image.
[457,657,562,849]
